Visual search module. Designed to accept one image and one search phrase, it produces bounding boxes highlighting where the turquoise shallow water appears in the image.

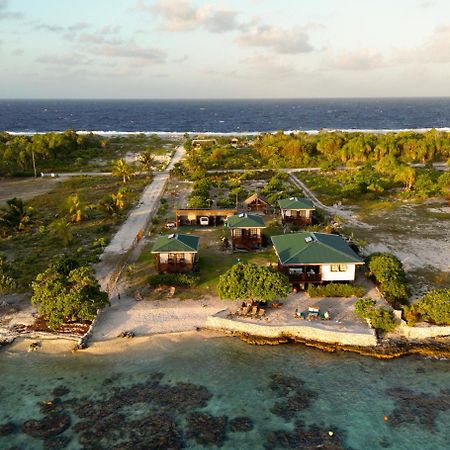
[0,335,449,450]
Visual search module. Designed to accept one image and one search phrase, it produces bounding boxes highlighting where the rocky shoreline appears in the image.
[230,330,450,359]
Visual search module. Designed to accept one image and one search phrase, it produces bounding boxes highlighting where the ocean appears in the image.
[1,99,449,449]
[1,336,449,450]
[1,98,450,134]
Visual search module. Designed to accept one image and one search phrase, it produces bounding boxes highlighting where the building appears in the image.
[175,208,237,226]
[192,139,218,148]
[243,193,270,214]
[226,213,266,251]
[278,197,315,226]
[271,232,363,287]
[151,234,200,273]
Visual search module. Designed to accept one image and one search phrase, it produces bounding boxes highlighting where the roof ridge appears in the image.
[314,233,359,260]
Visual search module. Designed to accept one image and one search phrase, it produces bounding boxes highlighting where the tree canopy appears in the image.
[31,256,109,329]
[405,288,450,326]
[217,262,290,303]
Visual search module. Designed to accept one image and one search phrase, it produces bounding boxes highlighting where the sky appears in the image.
[1,0,450,98]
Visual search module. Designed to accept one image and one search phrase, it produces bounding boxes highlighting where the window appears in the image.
[331,264,347,272]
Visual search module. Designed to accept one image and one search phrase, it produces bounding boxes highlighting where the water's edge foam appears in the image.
[5,127,450,136]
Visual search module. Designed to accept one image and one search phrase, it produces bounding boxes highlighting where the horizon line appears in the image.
[1,96,450,101]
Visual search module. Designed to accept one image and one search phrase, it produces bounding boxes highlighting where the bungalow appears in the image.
[271,232,363,287]
[226,213,266,251]
[243,193,270,214]
[278,197,315,226]
[192,139,218,149]
[151,233,200,273]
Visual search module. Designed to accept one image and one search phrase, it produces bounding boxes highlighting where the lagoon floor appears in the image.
[1,334,449,450]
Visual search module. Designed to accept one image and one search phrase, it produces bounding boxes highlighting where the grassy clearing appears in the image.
[0,175,150,289]
[125,227,278,300]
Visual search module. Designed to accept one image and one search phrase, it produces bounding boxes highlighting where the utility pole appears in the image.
[31,150,37,178]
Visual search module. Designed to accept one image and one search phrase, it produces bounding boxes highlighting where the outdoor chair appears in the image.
[257,308,265,318]
[251,306,258,316]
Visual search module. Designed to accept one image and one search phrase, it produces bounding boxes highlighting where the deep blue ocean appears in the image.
[1,98,450,133]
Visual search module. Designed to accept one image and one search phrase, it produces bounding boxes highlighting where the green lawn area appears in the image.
[126,226,280,300]
[0,175,150,289]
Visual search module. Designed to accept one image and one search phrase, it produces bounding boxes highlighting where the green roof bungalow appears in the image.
[151,234,200,273]
[271,232,363,287]
[278,197,315,226]
[226,213,266,251]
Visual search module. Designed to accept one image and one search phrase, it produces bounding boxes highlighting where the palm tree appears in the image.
[112,159,135,183]
[66,194,83,223]
[49,218,73,247]
[102,190,126,215]
[0,197,33,232]
[138,151,156,174]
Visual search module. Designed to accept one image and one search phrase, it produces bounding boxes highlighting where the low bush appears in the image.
[354,298,376,318]
[308,283,365,298]
[366,308,398,333]
[148,273,199,288]
[404,288,450,326]
[366,252,409,307]
[354,297,397,333]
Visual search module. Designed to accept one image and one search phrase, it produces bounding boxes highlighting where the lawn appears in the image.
[0,175,150,289]
[125,226,279,300]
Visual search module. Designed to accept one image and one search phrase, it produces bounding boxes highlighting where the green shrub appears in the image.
[354,298,376,318]
[354,297,397,332]
[366,252,409,307]
[148,273,199,288]
[308,283,365,298]
[405,288,450,325]
[0,256,16,294]
[366,308,397,333]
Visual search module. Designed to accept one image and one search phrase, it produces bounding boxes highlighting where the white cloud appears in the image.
[235,25,313,54]
[392,25,450,64]
[139,0,240,33]
[0,0,23,20]
[324,48,385,71]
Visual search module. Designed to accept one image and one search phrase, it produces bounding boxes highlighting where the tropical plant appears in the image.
[404,288,450,325]
[138,150,156,173]
[217,262,290,303]
[49,218,73,247]
[0,256,16,294]
[0,197,33,233]
[112,159,135,183]
[65,193,84,223]
[102,190,126,215]
[31,257,109,330]
[354,298,397,333]
[308,283,365,298]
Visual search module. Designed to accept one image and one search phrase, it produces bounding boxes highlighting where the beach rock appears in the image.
[52,386,70,397]
[22,412,71,438]
[265,422,345,450]
[43,435,71,450]
[118,330,135,338]
[40,398,62,414]
[0,422,16,436]
[229,416,254,432]
[269,374,318,420]
[386,387,450,429]
[186,412,227,447]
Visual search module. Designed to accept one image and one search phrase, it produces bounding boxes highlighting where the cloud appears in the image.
[324,48,385,71]
[100,42,167,63]
[392,25,450,64]
[36,53,93,66]
[240,53,302,78]
[33,21,91,33]
[235,25,313,54]
[139,0,240,33]
[0,0,23,20]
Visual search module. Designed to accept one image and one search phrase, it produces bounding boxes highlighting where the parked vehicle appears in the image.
[199,216,209,226]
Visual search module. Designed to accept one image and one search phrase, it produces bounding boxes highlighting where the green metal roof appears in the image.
[271,232,363,265]
[226,213,266,229]
[278,197,315,210]
[151,234,200,253]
